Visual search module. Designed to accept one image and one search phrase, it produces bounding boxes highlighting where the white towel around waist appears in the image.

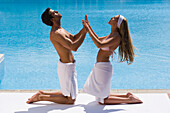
[57,60,78,99]
[83,62,113,102]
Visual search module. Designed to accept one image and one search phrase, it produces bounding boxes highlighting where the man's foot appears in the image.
[128,95,143,104]
[39,90,44,94]
[26,92,40,104]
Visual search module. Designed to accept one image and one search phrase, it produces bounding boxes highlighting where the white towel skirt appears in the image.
[57,60,78,100]
[83,62,113,104]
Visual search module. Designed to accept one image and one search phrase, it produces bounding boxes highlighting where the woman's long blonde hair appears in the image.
[118,18,135,65]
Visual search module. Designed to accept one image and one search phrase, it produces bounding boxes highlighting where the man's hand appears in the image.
[82,19,88,32]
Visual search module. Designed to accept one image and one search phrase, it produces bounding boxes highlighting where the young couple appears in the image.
[26,8,142,105]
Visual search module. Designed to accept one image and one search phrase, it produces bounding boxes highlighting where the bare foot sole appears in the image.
[126,92,141,100]
[26,92,40,104]
[128,95,143,104]
[126,92,133,97]
[39,90,44,94]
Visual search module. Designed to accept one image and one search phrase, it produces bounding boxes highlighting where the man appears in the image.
[26,8,87,104]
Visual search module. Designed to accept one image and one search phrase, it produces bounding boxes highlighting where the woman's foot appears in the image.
[26,92,41,104]
[128,95,143,104]
[126,92,133,97]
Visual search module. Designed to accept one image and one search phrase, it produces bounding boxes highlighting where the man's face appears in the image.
[49,9,62,18]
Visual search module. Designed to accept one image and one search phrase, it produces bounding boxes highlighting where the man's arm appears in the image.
[69,27,87,42]
[50,27,87,51]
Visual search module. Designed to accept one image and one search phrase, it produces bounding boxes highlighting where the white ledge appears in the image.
[0,54,4,63]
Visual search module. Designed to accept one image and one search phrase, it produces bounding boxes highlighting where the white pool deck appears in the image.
[0,90,170,113]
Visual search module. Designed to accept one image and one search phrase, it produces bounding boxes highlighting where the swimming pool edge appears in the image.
[0,89,170,93]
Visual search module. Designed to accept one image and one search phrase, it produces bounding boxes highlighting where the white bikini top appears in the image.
[101,47,109,51]
[101,37,111,51]
[100,37,116,55]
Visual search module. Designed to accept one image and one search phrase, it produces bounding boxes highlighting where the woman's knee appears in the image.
[66,97,75,104]
[98,102,104,105]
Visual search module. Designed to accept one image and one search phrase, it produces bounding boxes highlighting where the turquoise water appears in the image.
[0,0,170,89]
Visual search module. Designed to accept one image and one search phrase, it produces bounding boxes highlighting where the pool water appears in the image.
[0,0,170,89]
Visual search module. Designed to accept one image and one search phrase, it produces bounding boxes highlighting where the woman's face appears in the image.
[108,15,119,26]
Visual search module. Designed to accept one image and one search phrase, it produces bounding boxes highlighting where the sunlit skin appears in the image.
[49,9,87,63]
[82,14,121,62]
[108,15,119,26]
[26,12,142,105]
[26,8,87,104]
[82,14,143,104]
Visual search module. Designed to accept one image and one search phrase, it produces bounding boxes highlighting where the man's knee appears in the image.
[98,102,104,105]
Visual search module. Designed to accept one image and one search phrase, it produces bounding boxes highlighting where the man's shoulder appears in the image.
[50,30,62,37]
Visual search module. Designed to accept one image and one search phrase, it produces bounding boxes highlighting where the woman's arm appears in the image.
[86,22,108,41]
[85,14,99,39]
[83,20,120,48]
[84,15,109,42]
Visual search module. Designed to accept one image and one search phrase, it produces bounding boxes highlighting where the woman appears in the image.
[82,14,143,104]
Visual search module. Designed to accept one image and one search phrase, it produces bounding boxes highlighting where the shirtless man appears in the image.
[26,8,87,104]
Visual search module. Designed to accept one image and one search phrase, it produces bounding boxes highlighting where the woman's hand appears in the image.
[85,14,90,25]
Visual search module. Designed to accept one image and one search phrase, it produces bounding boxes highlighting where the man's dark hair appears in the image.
[41,8,54,26]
